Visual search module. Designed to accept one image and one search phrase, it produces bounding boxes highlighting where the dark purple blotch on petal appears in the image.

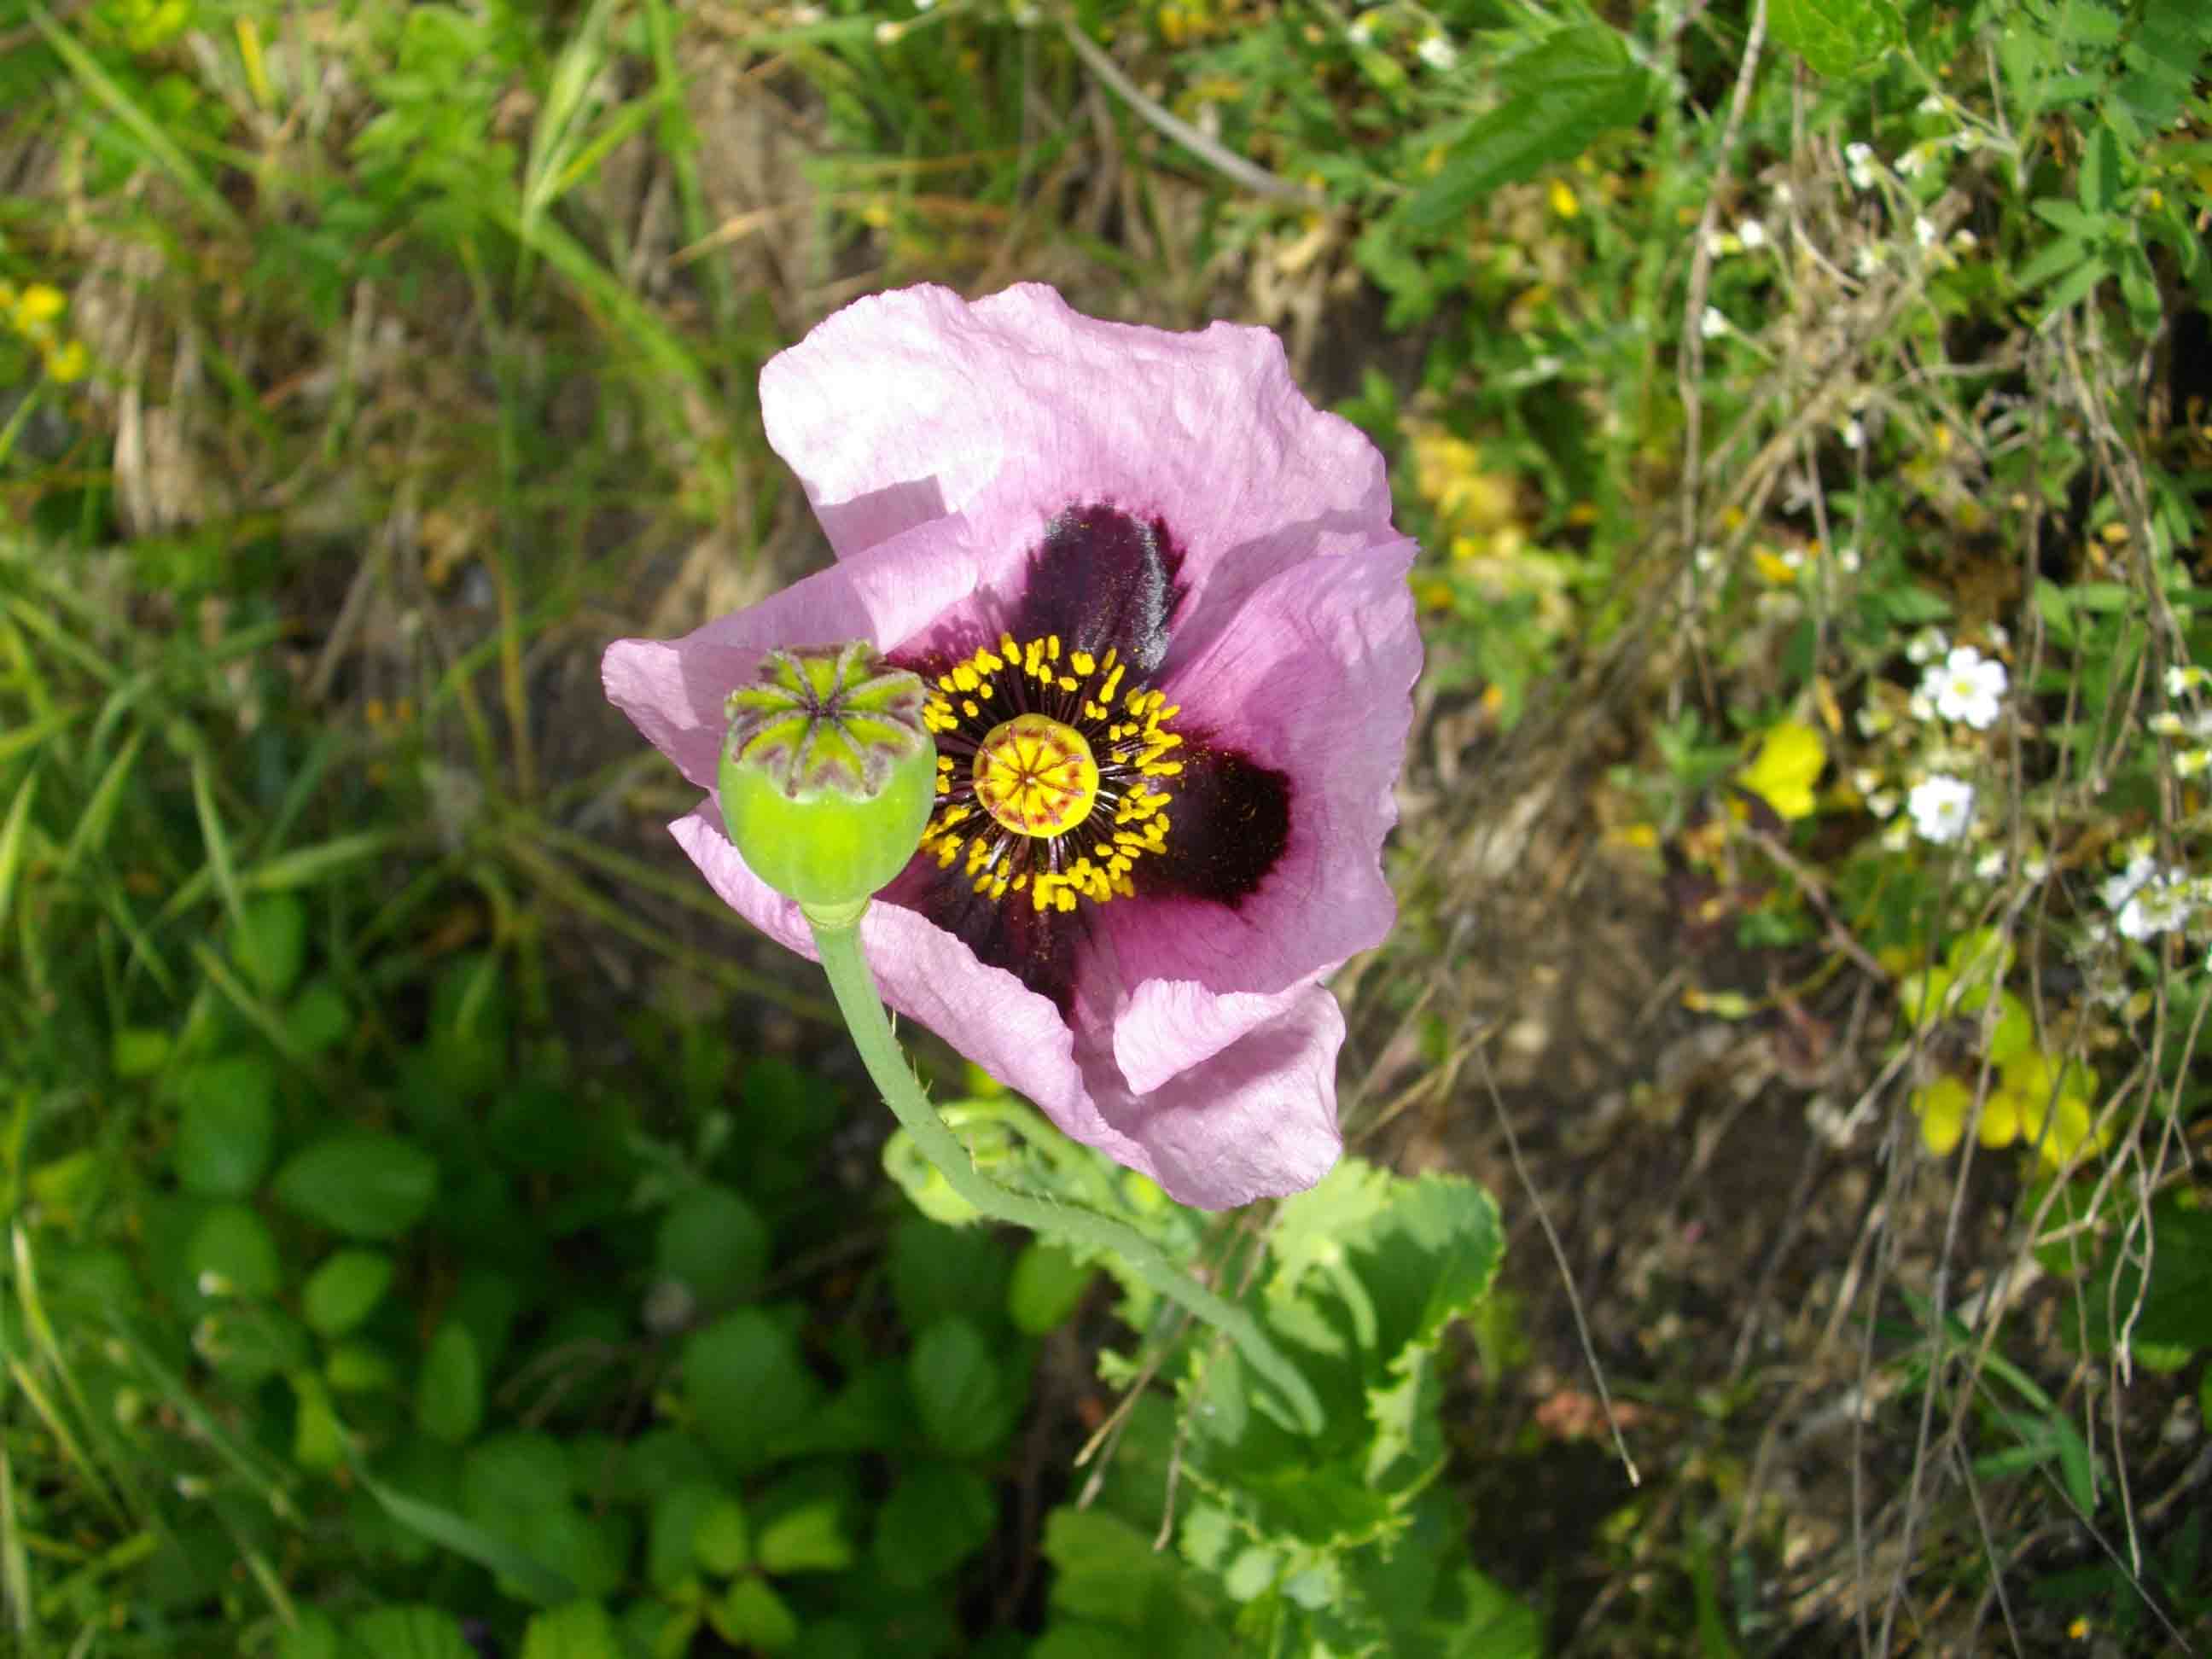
[1009,504,1185,678]
[1143,741,1291,907]
[879,859,1086,1016]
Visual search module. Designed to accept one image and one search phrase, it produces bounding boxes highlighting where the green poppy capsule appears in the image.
[718,643,936,911]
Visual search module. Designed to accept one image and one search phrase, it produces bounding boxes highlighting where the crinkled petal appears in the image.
[667,806,1146,1169]
[602,512,998,789]
[1097,536,1419,1001]
[1081,986,1346,1209]
[761,285,1397,663]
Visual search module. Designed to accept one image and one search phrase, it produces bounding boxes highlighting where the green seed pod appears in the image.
[719,643,937,911]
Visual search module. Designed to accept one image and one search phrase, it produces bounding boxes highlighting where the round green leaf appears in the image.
[908,1316,1013,1460]
[416,1319,484,1446]
[692,1496,750,1576]
[655,1186,769,1306]
[520,1601,622,1659]
[274,1131,437,1239]
[754,1498,853,1575]
[283,978,352,1056]
[233,892,309,1001]
[1008,1241,1096,1335]
[681,1309,822,1473]
[346,1606,474,1659]
[186,1201,282,1299]
[302,1249,395,1336]
[646,1482,725,1593]
[112,1026,172,1080]
[172,1053,278,1197]
[713,1575,798,1651]
[327,1340,400,1394]
[872,1461,995,1588]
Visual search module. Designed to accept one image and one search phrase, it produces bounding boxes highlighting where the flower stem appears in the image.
[806,907,1324,1436]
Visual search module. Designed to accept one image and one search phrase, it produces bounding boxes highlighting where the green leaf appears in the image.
[681,1309,823,1473]
[655,1186,769,1306]
[1398,28,1647,230]
[889,1214,1009,1329]
[112,1027,172,1079]
[693,1495,751,1575]
[1008,1241,1097,1335]
[1768,0,1903,76]
[646,1482,725,1592]
[172,1053,279,1198]
[290,1368,347,1471]
[754,1498,853,1575]
[187,1201,282,1299]
[416,1320,485,1446]
[346,1606,475,1659]
[520,1601,623,1659]
[279,1608,342,1659]
[908,1315,1014,1459]
[713,1575,799,1650]
[232,892,309,1001]
[872,1462,995,1587]
[284,979,353,1056]
[303,1249,395,1336]
[2015,235,2091,291]
[274,1131,438,1239]
[2030,197,2104,238]
[2078,123,2122,215]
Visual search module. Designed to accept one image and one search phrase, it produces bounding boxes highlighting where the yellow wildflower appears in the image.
[1738,719,1825,821]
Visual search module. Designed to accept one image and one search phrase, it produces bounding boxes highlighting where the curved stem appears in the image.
[806,908,1324,1436]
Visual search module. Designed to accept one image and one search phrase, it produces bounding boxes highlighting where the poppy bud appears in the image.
[718,643,935,910]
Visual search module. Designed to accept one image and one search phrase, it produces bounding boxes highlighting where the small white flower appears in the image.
[1700,305,1730,340]
[1917,94,1946,115]
[2118,876,2192,942]
[1842,418,1866,450]
[1923,644,2006,730]
[915,0,936,10]
[1850,767,1883,795]
[2178,747,2211,779]
[1867,789,1900,818]
[1739,217,1768,248]
[1907,775,1976,844]
[1913,215,1937,247]
[1773,183,1795,208]
[1899,144,1934,179]
[196,1270,230,1299]
[1845,142,1878,189]
[2168,664,2209,697]
[1854,244,1884,276]
[1905,626,1950,667]
[1906,690,1936,723]
[1347,15,1373,46]
[1987,623,2009,649]
[1974,847,2005,880]
[1834,545,1862,573]
[2150,711,2186,736]
[1416,32,1458,70]
[2101,852,2157,913]
[1953,127,1981,153]
[1949,228,1979,253]
[875,18,904,43]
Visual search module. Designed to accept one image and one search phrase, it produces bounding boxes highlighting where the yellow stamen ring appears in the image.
[914,634,1186,913]
[972,713,1099,837]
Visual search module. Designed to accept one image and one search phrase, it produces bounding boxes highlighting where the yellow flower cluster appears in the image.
[1909,1051,2106,1167]
[0,281,89,384]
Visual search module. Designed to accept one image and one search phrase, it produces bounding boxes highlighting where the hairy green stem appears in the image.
[806,906,1324,1436]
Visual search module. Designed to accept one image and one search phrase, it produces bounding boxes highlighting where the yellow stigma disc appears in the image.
[972,713,1099,837]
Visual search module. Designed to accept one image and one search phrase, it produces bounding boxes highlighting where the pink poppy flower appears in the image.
[603,284,1418,1208]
